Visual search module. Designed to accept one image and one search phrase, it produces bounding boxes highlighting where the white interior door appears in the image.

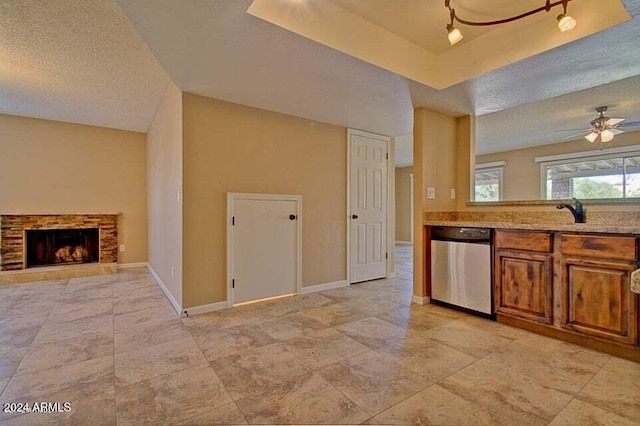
[349,131,388,283]
[229,195,301,305]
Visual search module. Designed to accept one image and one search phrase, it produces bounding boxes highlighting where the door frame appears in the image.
[346,129,393,285]
[226,192,303,307]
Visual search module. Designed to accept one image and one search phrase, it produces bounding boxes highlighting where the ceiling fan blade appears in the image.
[561,131,589,140]
[611,128,624,135]
[619,120,640,128]
[555,128,590,132]
[606,117,625,126]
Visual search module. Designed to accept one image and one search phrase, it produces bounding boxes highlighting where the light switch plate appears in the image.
[450,188,456,199]
[427,187,436,199]
[119,244,125,253]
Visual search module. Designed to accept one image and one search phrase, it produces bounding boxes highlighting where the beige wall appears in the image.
[413,108,471,298]
[395,167,413,243]
[182,93,347,308]
[147,81,183,307]
[477,131,640,200]
[0,113,147,263]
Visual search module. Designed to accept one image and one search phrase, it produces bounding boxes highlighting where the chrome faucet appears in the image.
[556,198,585,223]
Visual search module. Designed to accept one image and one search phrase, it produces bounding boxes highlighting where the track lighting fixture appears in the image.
[445,0,577,47]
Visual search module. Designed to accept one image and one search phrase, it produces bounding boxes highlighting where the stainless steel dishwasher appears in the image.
[430,226,493,316]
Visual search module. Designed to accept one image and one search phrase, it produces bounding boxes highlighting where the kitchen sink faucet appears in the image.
[556,198,585,223]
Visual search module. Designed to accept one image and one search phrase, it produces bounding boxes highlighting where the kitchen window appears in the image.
[539,149,640,200]
[474,162,504,202]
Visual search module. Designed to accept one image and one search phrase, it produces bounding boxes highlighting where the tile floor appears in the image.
[0,244,638,425]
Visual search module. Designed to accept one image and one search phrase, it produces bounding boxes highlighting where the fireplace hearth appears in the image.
[26,228,99,268]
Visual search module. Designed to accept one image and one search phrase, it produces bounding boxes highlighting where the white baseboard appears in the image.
[300,280,348,294]
[412,295,430,305]
[117,262,149,269]
[146,263,182,316]
[182,301,228,317]
[396,241,412,245]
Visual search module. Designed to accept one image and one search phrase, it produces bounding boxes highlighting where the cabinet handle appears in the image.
[352,214,359,220]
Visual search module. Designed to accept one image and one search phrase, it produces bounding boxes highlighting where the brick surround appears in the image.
[0,215,118,271]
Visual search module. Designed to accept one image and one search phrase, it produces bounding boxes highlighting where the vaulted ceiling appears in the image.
[1,0,639,156]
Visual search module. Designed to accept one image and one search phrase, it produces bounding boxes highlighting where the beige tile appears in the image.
[318,350,436,415]
[211,343,310,400]
[15,332,113,376]
[0,317,46,348]
[113,304,177,330]
[115,337,207,386]
[176,402,247,426]
[422,319,519,358]
[112,275,157,296]
[115,318,191,353]
[336,317,407,349]
[61,285,113,304]
[377,334,477,379]
[113,282,164,302]
[373,384,497,425]
[1,356,113,403]
[258,313,327,341]
[283,328,370,370]
[192,323,275,361]
[377,305,457,332]
[301,302,369,327]
[113,293,170,315]
[341,295,405,316]
[47,299,113,323]
[182,307,253,331]
[236,373,370,424]
[438,343,591,425]
[1,389,116,426]
[67,274,121,288]
[33,313,113,345]
[549,398,639,426]
[240,293,336,321]
[0,293,57,318]
[116,364,232,426]
[577,357,640,423]
[0,344,28,379]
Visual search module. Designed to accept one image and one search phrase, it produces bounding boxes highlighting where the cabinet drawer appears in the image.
[495,230,553,253]
[561,234,637,261]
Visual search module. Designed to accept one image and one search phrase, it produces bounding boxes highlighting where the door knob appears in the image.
[351,214,359,219]
[289,214,297,221]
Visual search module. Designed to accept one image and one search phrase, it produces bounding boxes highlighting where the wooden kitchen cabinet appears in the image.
[560,234,638,345]
[494,230,553,324]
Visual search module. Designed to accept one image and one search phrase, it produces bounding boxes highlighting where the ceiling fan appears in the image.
[558,106,640,143]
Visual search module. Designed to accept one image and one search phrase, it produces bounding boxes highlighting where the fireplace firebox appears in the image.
[25,228,99,268]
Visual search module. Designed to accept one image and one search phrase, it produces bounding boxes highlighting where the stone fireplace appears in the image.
[0,214,118,280]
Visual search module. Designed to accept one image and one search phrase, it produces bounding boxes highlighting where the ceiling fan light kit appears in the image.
[557,106,640,144]
[444,0,576,46]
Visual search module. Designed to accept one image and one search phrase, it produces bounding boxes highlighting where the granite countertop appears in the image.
[423,220,640,235]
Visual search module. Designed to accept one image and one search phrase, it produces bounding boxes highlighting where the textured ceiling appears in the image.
[115,0,414,137]
[0,0,168,132]
[476,76,640,155]
[1,0,639,155]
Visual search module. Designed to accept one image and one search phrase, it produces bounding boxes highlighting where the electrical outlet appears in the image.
[176,191,181,203]
[427,187,436,199]
[450,188,456,199]
[171,266,175,278]
[119,244,125,253]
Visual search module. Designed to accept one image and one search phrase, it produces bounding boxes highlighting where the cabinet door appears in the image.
[495,250,553,324]
[562,258,637,345]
